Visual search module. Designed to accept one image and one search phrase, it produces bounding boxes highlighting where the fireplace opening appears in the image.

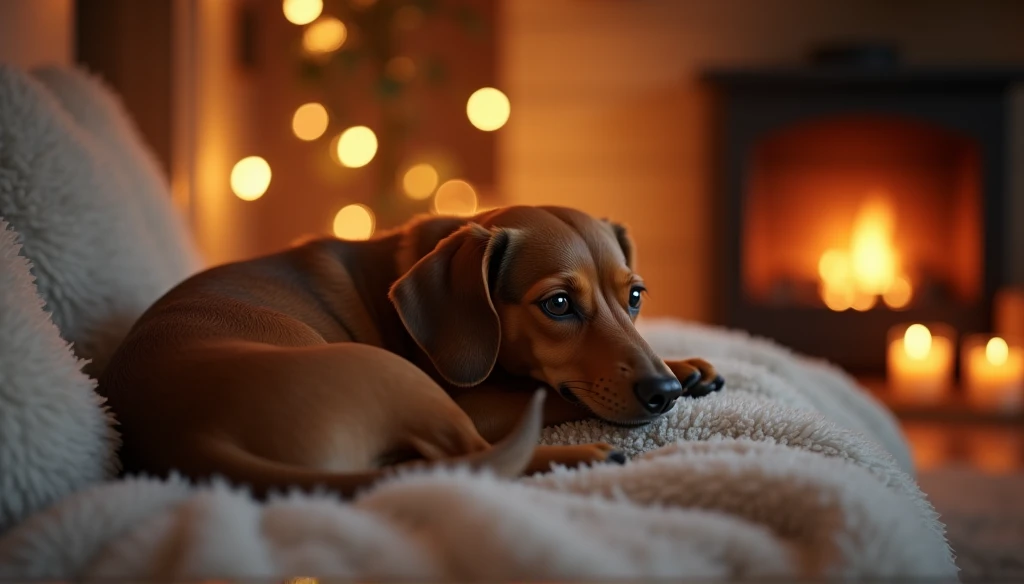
[743,116,982,315]
[704,62,1022,374]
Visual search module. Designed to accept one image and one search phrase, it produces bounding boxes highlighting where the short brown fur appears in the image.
[99,206,721,498]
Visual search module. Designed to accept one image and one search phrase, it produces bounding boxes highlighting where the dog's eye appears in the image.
[540,294,573,318]
[628,286,645,310]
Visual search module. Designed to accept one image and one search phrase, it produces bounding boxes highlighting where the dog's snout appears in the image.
[633,376,683,414]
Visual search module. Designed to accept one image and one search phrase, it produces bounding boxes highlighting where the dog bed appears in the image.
[0,64,958,581]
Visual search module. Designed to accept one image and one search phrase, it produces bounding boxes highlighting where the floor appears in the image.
[902,420,1024,474]
[902,420,1024,581]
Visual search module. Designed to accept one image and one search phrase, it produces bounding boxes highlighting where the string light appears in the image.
[302,17,347,55]
[333,204,375,240]
[282,0,322,25]
[334,126,378,168]
[291,102,329,141]
[402,163,439,200]
[466,87,510,131]
[433,179,477,216]
[230,156,271,201]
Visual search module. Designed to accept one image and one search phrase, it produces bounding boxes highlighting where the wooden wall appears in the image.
[498,0,1024,322]
[0,0,74,67]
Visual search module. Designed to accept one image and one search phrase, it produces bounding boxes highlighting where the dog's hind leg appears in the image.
[115,342,543,498]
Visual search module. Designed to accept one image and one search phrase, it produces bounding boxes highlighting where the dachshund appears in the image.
[98,205,723,498]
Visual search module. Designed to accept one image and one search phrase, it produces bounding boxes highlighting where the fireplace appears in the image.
[705,52,1023,374]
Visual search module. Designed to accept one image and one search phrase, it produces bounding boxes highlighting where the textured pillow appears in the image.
[0,64,201,377]
[0,219,118,533]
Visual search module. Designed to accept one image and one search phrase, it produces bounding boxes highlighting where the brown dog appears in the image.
[98,205,722,498]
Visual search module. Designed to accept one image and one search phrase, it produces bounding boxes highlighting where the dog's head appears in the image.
[390,205,684,425]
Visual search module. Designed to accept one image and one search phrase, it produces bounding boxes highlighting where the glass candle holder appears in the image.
[886,322,955,405]
[961,334,1024,413]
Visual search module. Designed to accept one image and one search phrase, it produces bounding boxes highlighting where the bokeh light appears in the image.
[850,292,877,312]
[230,156,271,201]
[282,0,323,25]
[334,126,378,168]
[986,337,1010,366]
[291,102,329,141]
[433,179,478,216]
[882,275,913,310]
[333,204,375,240]
[402,163,439,200]
[820,282,853,311]
[466,87,510,131]
[302,17,347,55]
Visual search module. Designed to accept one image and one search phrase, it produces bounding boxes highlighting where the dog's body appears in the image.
[99,206,721,497]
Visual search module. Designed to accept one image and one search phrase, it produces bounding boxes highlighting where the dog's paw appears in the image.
[527,442,627,474]
[666,358,725,398]
[580,441,627,465]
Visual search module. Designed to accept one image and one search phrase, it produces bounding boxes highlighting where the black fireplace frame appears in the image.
[703,67,1024,374]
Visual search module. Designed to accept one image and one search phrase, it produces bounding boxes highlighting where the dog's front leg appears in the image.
[664,358,725,398]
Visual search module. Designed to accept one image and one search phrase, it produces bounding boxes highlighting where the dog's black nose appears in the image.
[633,376,683,414]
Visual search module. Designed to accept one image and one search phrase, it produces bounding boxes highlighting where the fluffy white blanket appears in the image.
[0,64,958,581]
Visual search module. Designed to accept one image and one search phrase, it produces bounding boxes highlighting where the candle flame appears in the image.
[985,337,1009,366]
[904,324,932,360]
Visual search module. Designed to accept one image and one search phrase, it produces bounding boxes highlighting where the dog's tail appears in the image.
[188,390,546,499]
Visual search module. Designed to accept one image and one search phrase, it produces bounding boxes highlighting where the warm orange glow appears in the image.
[302,17,347,55]
[433,180,478,216]
[230,156,271,201]
[291,102,329,141]
[402,163,439,200]
[967,434,1020,475]
[466,88,510,131]
[820,281,854,311]
[817,249,849,283]
[282,0,322,25]
[903,426,950,472]
[334,126,378,168]
[333,204,375,240]
[986,337,1010,366]
[904,324,933,360]
[817,193,912,311]
[850,292,877,312]
[883,276,913,310]
[850,196,898,294]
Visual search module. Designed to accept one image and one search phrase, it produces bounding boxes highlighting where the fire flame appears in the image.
[818,193,913,311]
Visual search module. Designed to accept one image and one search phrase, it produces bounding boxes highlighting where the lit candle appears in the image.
[961,334,1024,413]
[887,323,955,404]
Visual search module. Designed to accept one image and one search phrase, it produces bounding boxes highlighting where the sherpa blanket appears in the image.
[0,313,955,580]
[0,64,957,580]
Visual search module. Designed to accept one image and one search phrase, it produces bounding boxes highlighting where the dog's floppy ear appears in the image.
[389,223,517,387]
[603,219,635,268]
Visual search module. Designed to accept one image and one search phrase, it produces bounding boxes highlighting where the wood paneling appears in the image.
[0,0,73,68]
[498,0,1024,322]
